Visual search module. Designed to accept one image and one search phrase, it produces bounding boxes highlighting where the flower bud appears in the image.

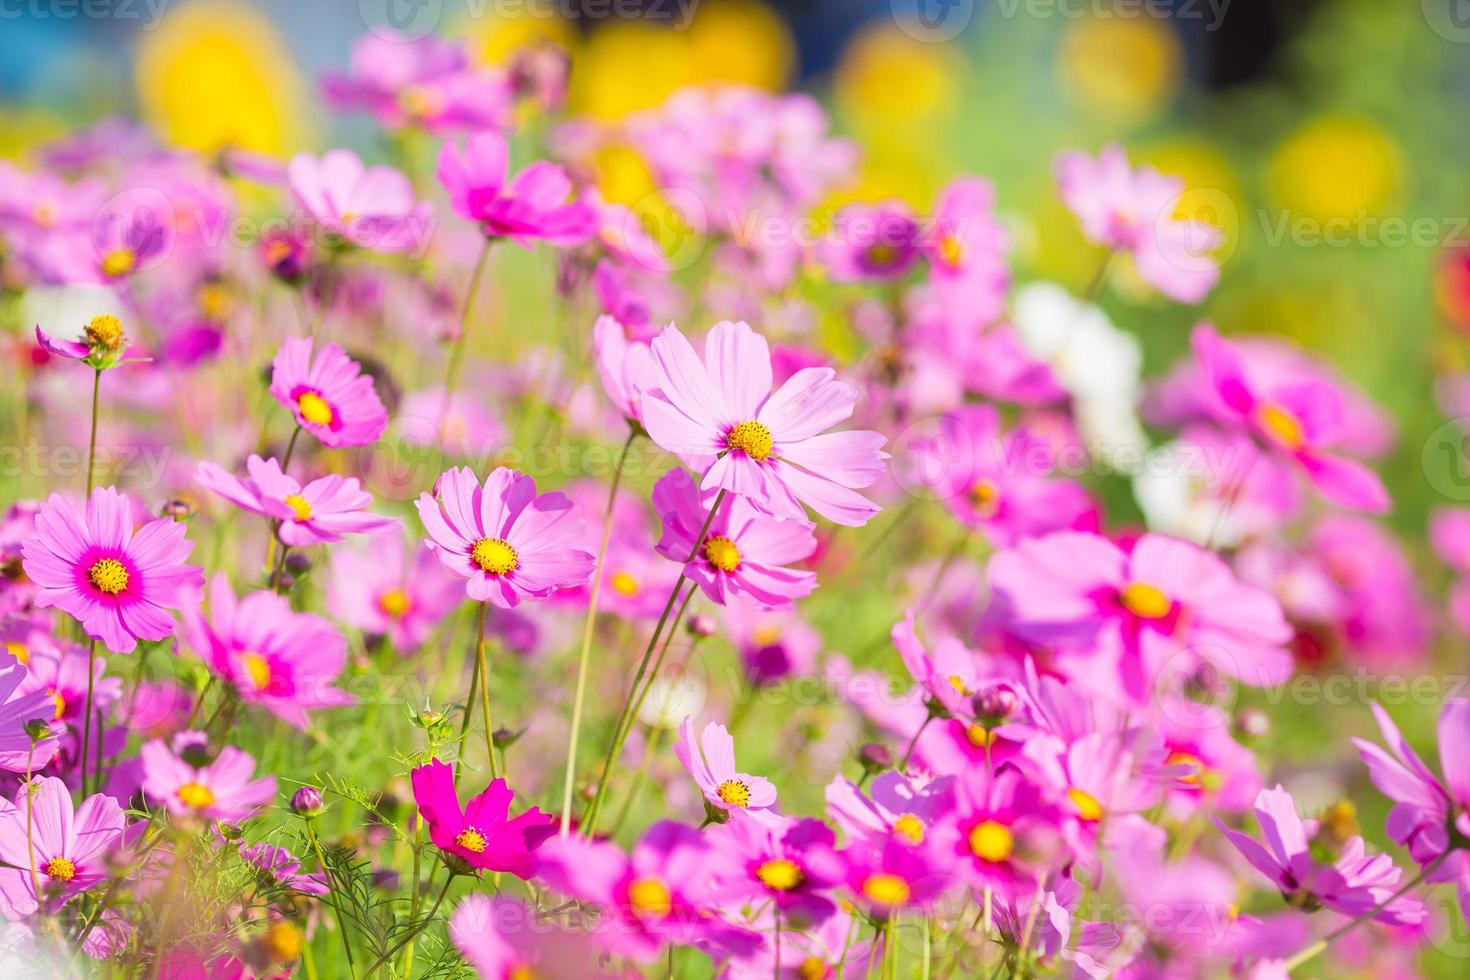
[970,688,1016,726]
[858,742,892,772]
[290,786,324,816]
[687,614,718,638]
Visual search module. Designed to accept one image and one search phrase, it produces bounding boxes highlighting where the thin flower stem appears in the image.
[1082,247,1116,304]
[80,639,96,796]
[455,636,480,786]
[363,875,453,978]
[898,714,936,771]
[472,602,501,781]
[560,427,638,835]
[305,819,358,977]
[263,425,303,577]
[582,490,728,835]
[609,724,665,840]
[616,582,697,764]
[1282,851,1446,972]
[920,916,932,980]
[437,238,494,437]
[85,368,101,495]
[774,910,782,979]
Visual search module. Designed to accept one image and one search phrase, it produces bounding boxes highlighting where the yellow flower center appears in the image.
[1120,582,1170,619]
[471,538,519,576]
[716,779,751,808]
[263,922,303,963]
[177,782,215,809]
[399,85,440,118]
[726,420,774,461]
[296,391,335,427]
[703,536,742,573]
[283,494,312,522]
[197,283,232,322]
[610,571,640,596]
[627,877,672,917]
[43,857,75,882]
[378,589,412,618]
[241,652,271,690]
[966,724,996,749]
[84,314,126,352]
[101,248,136,278]
[88,558,129,595]
[938,234,964,267]
[454,828,487,853]
[1319,800,1359,843]
[867,243,897,267]
[798,957,831,980]
[1256,402,1305,450]
[892,813,925,845]
[968,820,1014,863]
[1068,787,1104,822]
[4,642,28,666]
[508,967,535,980]
[755,858,804,892]
[861,872,911,906]
[1166,750,1205,786]
[49,688,65,719]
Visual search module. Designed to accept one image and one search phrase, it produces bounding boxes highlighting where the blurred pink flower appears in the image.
[288,149,431,253]
[436,132,596,248]
[196,455,398,547]
[322,31,512,133]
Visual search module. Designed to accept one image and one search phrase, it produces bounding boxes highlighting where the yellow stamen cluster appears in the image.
[893,813,926,845]
[1119,582,1170,620]
[84,314,126,353]
[88,558,129,595]
[378,589,412,618]
[627,877,672,917]
[610,571,640,596]
[968,820,1014,863]
[177,782,216,809]
[296,391,335,427]
[970,479,1000,516]
[716,779,751,808]
[5,641,29,666]
[726,420,774,461]
[241,652,272,690]
[283,494,312,522]
[262,922,303,963]
[1068,787,1104,822]
[860,873,911,906]
[938,234,964,267]
[101,248,136,279]
[755,858,804,892]
[471,538,519,576]
[1256,403,1305,450]
[703,535,742,573]
[455,828,488,853]
[43,857,76,882]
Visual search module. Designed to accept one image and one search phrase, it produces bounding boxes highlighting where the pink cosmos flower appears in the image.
[0,656,60,772]
[825,772,954,852]
[321,31,512,133]
[840,837,948,919]
[586,187,670,275]
[708,814,845,926]
[932,767,1063,899]
[640,320,888,527]
[416,467,593,607]
[593,314,656,423]
[34,317,145,371]
[0,777,124,916]
[911,405,1096,548]
[288,149,431,254]
[1192,324,1389,512]
[436,132,596,248]
[196,455,399,547]
[327,534,463,652]
[269,338,390,448]
[21,487,204,654]
[236,842,327,896]
[922,177,1011,329]
[725,610,822,685]
[990,531,1294,705]
[820,201,920,283]
[1216,785,1426,926]
[651,468,817,610]
[15,641,121,734]
[141,735,276,822]
[450,895,611,977]
[180,574,352,729]
[538,819,758,962]
[1054,143,1223,303]
[409,759,554,878]
[674,716,777,815]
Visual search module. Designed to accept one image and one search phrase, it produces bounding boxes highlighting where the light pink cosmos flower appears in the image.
[640,320,888,527]
[269,338,389,448]
[1216,785,1426,926]
[410,759,554,878]
[990,531,1294,705]
[450,895,611,977]
[180,574,352,729]
[1192,324,1390,512]
[321,31,512,133]
[0,777,124,916]
[287,149,432,254]
[593,314,656,423]
[651,468,817,610]
[724,609,822,685]
[537,819,758,962]
[922,177,1010,329]
[21,487,204,654]
[0,656,60,772]
[196,455,399,547]
[141,734,276,822]
[327,534,463,652]
[416,467,594,607]
[436,132,596,248]
[1054,143,1223,303]
[673,716,777,815]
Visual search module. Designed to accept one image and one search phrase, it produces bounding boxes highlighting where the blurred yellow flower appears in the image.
[0,108,67,162]
[458,8,576,65]
[1058,17,1181,127]
[594,144,658,206]
[1268,116,1403,221]
[685,0,794,91]
[836,24,960,134]
[570,22,697,120]
[135,1,303,156]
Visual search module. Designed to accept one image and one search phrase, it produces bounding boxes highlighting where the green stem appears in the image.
[1082,247,1116,304]
[85,368,101,495]
[306,820,358,977]
[560,427,638,835]
[898,713,935,772]
[362,875,453,978]
[473,602,501,780]
[437,238,494,436]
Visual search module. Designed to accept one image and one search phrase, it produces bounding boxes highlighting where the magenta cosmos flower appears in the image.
[180,574,352,729]
[450,896,611,978]
[990,530,1294,705]
[538,820,757,962]
[1055,143,1223,304]
[932,767,1064,900]
[321,30,511,134]
[196,455,399,547]
[651,468,817,611]
[707,813,845,926]
[410,759,554,878]
[416,467,594,608]
[820,200,921,283]
[673,716,777,815]
[141,734,276,822]
[1216,785,1425,926]
[0,777,124,917]
[270,338,389,448]
[288,149,431,254]
[1192,324,1390,513]
[327,534,463,652]
[436,131,596,248]
[922,177,1011,329]
[640,320,888,527]
[21,487,204,654]
[840,837,948,919]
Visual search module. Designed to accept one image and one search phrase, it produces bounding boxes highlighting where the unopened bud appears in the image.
[687,614,718,638]
[290,786,324,816]
[858,742,892,773]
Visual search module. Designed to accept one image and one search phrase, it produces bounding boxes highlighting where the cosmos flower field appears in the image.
[3,3,1470,978]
